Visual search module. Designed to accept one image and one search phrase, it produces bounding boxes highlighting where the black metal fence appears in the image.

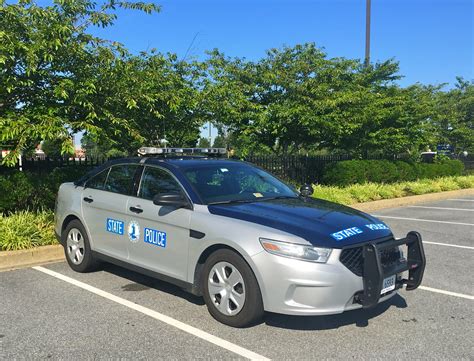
[244,154,412,184]
[244,154,350,184]
[462,157,474,172]
[0,156,106,176]
[1,153,472,184]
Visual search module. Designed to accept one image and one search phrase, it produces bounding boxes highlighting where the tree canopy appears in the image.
[0,0,161,164]
[0,1,472,164]
[202,44,470,157]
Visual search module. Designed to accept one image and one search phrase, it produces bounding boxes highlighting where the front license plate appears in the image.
[381,275,396,294]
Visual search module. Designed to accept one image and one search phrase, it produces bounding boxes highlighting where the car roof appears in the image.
[74,156,249,186]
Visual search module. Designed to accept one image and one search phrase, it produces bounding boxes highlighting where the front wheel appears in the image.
[202,249,264,327]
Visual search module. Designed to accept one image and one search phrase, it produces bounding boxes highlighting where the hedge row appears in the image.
[0,159,467,212]
[312,175,474,205]
[0,167,90,213]
[322,159,464,186]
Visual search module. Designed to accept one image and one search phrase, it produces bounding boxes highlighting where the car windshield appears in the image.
[183,163,298,204]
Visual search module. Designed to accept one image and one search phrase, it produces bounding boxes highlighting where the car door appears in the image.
[82,164,140,260]
[125,165,192,281]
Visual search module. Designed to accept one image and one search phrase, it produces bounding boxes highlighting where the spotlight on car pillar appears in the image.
[300,184,313,197]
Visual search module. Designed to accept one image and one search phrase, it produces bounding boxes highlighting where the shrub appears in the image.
[0,211,57,251]
[455,176,474,188]
[345,183,383,203]
[0,171,34,212]
[435,178,460,192]
[312,175,474,205]
[0,167,91,213]
[311,184,356,204]
[322,159,464,186]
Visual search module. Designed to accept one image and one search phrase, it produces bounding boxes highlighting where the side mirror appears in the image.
[153,193,190,209]
[299,184,313,197]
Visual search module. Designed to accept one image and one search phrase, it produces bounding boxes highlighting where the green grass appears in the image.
[0,210,58,251]
[312,175,474,205]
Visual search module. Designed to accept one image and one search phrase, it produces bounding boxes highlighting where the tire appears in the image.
[62,220,99,273]
[202,249,264,327]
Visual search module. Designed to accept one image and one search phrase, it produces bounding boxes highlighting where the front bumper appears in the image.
[356,231,425,308]
[251,232,426,316]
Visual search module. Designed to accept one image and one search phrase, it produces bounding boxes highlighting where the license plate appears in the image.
[381,275,396,294]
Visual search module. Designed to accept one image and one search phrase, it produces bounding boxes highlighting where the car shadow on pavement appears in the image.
[101,263,205,306]
[264,294,407,330]
[97,263,407,330]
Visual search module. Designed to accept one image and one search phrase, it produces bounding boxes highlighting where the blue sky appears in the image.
[87,0,473,143]
[91,0,473,86]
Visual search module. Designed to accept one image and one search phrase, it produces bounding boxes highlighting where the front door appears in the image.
[126,165,192,281]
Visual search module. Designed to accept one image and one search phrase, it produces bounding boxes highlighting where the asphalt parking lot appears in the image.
[1,196,473,359]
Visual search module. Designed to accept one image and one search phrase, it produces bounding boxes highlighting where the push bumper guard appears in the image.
[358,231,426,308]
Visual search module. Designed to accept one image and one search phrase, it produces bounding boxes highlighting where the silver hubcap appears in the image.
[66,228,85,265]
[208,261,245,316]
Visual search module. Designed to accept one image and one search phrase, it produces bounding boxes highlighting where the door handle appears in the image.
[83,197,94,203]
[129,206,143,214]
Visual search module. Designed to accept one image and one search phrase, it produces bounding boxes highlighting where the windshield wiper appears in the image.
[259,196,299,201]
[207,199,258,205]
[208,196,298,205]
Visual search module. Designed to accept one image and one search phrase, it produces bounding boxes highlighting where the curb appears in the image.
[1,188,473,271]
[0,244,64,272]
[351,188,474,213]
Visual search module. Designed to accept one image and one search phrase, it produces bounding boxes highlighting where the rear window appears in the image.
[103,165,140,195]
[85,169,109,190]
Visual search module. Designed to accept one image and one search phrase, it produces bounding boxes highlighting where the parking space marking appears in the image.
[419,286,474,300]
[448,199,474,202]
[373,215,474,226]
[423,241,474,250]
[33,266,270,361]
[408,206,474,212]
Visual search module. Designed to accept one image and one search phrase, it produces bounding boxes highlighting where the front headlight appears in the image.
[259,238,332,263]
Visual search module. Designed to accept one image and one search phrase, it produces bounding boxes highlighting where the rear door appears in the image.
[125,165,192,281]
[82,164,140,260]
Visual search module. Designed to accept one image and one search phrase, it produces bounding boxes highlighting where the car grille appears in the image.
[340,242,401,277]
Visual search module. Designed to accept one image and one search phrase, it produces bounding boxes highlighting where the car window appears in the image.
[85,169,110,190]
[184,164,297,204]
[139,166,183,200]
[104,164,139,195]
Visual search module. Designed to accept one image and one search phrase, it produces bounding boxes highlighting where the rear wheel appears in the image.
[63,220,99,272]
[202,249,264,327]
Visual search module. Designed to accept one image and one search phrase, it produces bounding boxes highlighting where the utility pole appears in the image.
[208,120,212,146]
[365,0,371,67]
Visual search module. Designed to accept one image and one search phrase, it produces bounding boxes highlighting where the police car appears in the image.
[55,147,426,327]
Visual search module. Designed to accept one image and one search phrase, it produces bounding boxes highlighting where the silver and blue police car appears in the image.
[55,147,426,327]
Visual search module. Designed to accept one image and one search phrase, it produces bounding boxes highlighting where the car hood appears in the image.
[208,197,392,249]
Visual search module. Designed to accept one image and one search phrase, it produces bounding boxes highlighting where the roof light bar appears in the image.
[138,147,227,156]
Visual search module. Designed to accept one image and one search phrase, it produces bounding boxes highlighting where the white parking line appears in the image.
[448,199,474,202]
[423,241,474,250]
[373,215,474,226]
[33,266,270,361]
[419,286,474,301]
[408,206,474,212]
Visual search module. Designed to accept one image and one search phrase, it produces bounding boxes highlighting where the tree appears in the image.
[0,0,160,165]
[203,43,437,157]
[212,134,226,148]
[42,138,74,158]
[197,137,211,148]
[81,132,127,159]
[99,52,206,152]
[432,78,474,153]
